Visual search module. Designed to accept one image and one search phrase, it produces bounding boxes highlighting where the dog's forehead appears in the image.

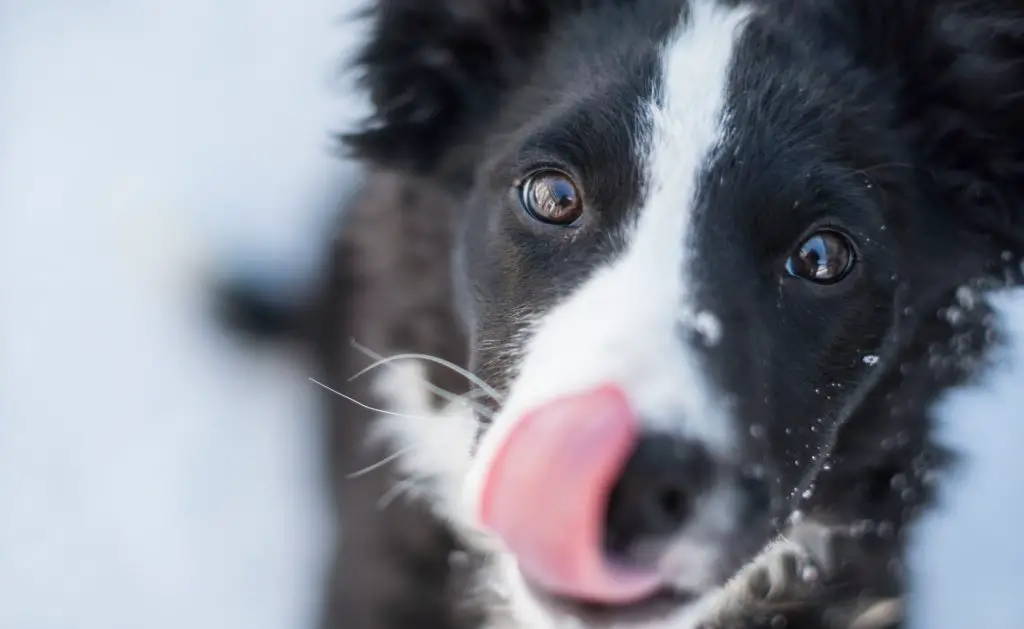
[495,0,846,211]
[488,3,729,198]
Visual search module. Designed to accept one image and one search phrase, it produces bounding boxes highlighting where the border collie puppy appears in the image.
[323,1,1024,628]
[215,2,1024,627]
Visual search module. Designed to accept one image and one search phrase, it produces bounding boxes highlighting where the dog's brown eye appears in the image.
[518,171,583,226]
[786,230,855,284]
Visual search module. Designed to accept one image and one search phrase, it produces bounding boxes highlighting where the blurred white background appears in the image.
[1,1,368,627]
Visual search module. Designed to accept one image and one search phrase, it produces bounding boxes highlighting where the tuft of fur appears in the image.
[341,0,569,177]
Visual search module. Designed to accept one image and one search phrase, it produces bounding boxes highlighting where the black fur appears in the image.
[218,2,1024,629]
[213,173,482,629]
[310,172,483,629]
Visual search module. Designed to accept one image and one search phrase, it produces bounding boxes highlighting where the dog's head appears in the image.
[346,0,1024,625]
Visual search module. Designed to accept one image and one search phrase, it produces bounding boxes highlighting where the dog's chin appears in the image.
[522,581,703,629]
[489,556,716,629]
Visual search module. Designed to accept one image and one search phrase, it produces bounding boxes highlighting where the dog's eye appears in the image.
[785,230,855,284]
[518,171,583,226]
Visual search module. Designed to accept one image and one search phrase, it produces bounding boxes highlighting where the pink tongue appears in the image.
[476,384,663,604]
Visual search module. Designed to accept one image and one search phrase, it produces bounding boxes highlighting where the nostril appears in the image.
[603,434,714,562]
[655,484,689,523]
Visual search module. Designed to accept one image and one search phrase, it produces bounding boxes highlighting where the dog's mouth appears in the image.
[467,385,741,627]
[522,578,700,627]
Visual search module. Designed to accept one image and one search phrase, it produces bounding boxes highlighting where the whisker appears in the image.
[307,378,430,480]
[377,477,418,510]
[349,340,504,404]
[310,377,484,481]
[345,343,495,420]
[309,377,439,422]
[346,444,421,479]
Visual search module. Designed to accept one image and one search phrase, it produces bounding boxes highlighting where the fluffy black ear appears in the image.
[861,1,1024,251]
[341,0,565,176]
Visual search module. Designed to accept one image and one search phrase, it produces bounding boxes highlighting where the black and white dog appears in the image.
[333,0,1024,627]
[218,1,1024,628]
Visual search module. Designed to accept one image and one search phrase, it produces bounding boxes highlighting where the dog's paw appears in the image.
[736,520,838,604]
[693,521,853,629]
[693,519,906,629]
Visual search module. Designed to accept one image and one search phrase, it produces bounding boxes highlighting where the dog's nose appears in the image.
[473,384,712,605]
[603,434,714,560]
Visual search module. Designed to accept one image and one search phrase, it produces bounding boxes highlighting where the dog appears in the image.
[336,1,1024,628]
[215,1,1024,628]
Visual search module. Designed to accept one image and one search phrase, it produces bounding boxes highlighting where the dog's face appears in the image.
[348,0,1024,626]
[457,1,977,618]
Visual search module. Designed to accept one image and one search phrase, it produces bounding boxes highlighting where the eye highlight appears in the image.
[785,230,856,284]
[517,170,584,226]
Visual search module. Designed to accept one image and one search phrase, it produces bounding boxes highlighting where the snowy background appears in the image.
[908,289,1024,629]
[1,1,368,628]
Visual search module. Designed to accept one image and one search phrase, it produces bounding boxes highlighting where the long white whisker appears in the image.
[347,344,500,422]
[347,344,488,405]
[309,378,481,480]
[309,377,438,422]
[346,444,421,479]
[348,342,495,401]
[377,477,418,510]
[349,340,504,404]
[339,343,494,421]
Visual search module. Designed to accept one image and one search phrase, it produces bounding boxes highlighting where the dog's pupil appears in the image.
[526,173,582,224]
[787,231,853,283]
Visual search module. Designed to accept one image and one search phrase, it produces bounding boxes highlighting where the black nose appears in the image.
[603,433,716,561]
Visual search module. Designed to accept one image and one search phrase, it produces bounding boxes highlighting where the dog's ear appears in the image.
[341,0,569,176]
[855,1,1024,250]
